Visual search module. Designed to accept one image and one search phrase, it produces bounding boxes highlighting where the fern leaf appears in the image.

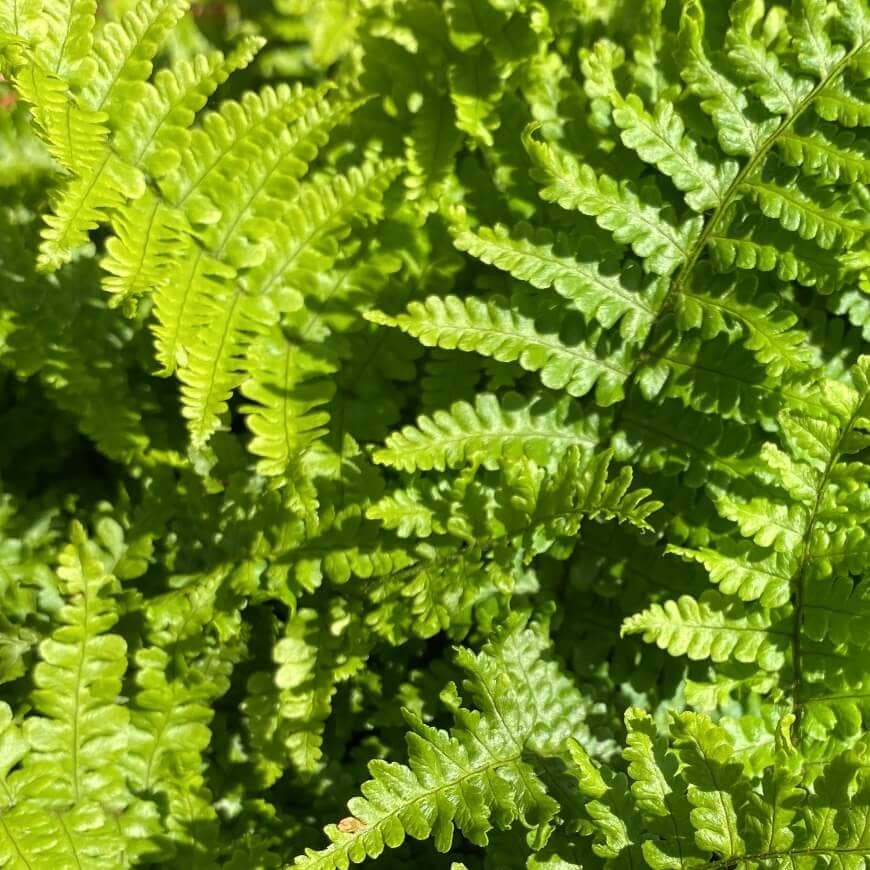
[674,277,815,376]
[575,709,870,866]
[126,648,212,795]
[524,128,702,276]
[151,242,220,375]
[241,330,336,477]
[451,221,659,339]
[174,160,395,446]
[371,294,631,405]
[726,9,813,115]
[0,0,42,43]
[0,803,125,868]
[184,84,353,267]
[667,541,794,608]
[37,151,145,271]
[814,79,870,127]
[35,0,96,82]
[245,605,365,783]
[0,703,28,809]
[677,0,773,156]
[622,591,788,670]
[124,570,242,859]
[100,192,187,306]
[82,0,189,121]
[621,709,703,868]
[708,231,844,293]
[791,0,843,78]
[295,617,590,868]
[373,393,599,472]
[604,86,738,212]
[777,128,870,184]
[668,712,748,859]
[448,49,502,147]
[159,82,331,214]
[526,447,661,550]
[803,576,870,648]
[178,282,276,448]
[12,63,107,172]
[742,178,866,250]
[114,36,265,172]
[23,522,128,807]
[243,161,401,306]
[716,493,806,554]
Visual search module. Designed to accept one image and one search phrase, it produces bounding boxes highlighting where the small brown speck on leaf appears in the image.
[337,817,366,833]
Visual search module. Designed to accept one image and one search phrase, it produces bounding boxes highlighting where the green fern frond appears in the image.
[574,708,870,867]
[523,127,703,276]
[630,356,870,740]
[244,604,367,783]
[23,522,128,807]
[36,0,96,82]
[451,220,661,339]
[623,590,788,671]
[373,393,599,473]
[371,294,631,405]
[241,329,336,477]
[82,0,189,120]
[295,616,593,868]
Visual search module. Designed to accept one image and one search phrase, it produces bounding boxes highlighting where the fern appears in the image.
[295,616,598,868]
[0,0,868,867]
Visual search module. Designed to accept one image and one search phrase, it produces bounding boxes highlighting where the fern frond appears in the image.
[124,568,243,859]
[373,392,599,472]
[36,0,96,82]
[451,220,660,339]
[100,192,187,305]
[777,127,870,184]
[371,294,631,405]
[726,8,813,116]
[241,330,336,478]
[623,590,788,671]
[678,0,773,156]
[0,0,42,45]
[814,79,870,126]
[23,522,128,807]
[630,356,870,739]
[82,0,189,120]
[173,160,396,446]
[523,128,703,276]
[676,276,815,376]
[708,229,844,293]
[38,151,145,270]
[178,282,276,448]
[242,160,401,305]
[0,702,28,808]
[114,36,265,173]
[742,178,866,250]
[295,616,592,868]
[574,708,870,867]
[667,540,794,608]
[245,604,366,783]
[0,802,126,869]
[584,41,738,212]
[12,63,107,172]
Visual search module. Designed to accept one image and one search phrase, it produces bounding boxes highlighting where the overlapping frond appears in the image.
[634,357,870,741]
[295,616,595,868]
[3,1,870,867]
[573,709,870,868]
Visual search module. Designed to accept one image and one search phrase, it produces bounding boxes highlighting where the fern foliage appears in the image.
[0,0,868,867]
